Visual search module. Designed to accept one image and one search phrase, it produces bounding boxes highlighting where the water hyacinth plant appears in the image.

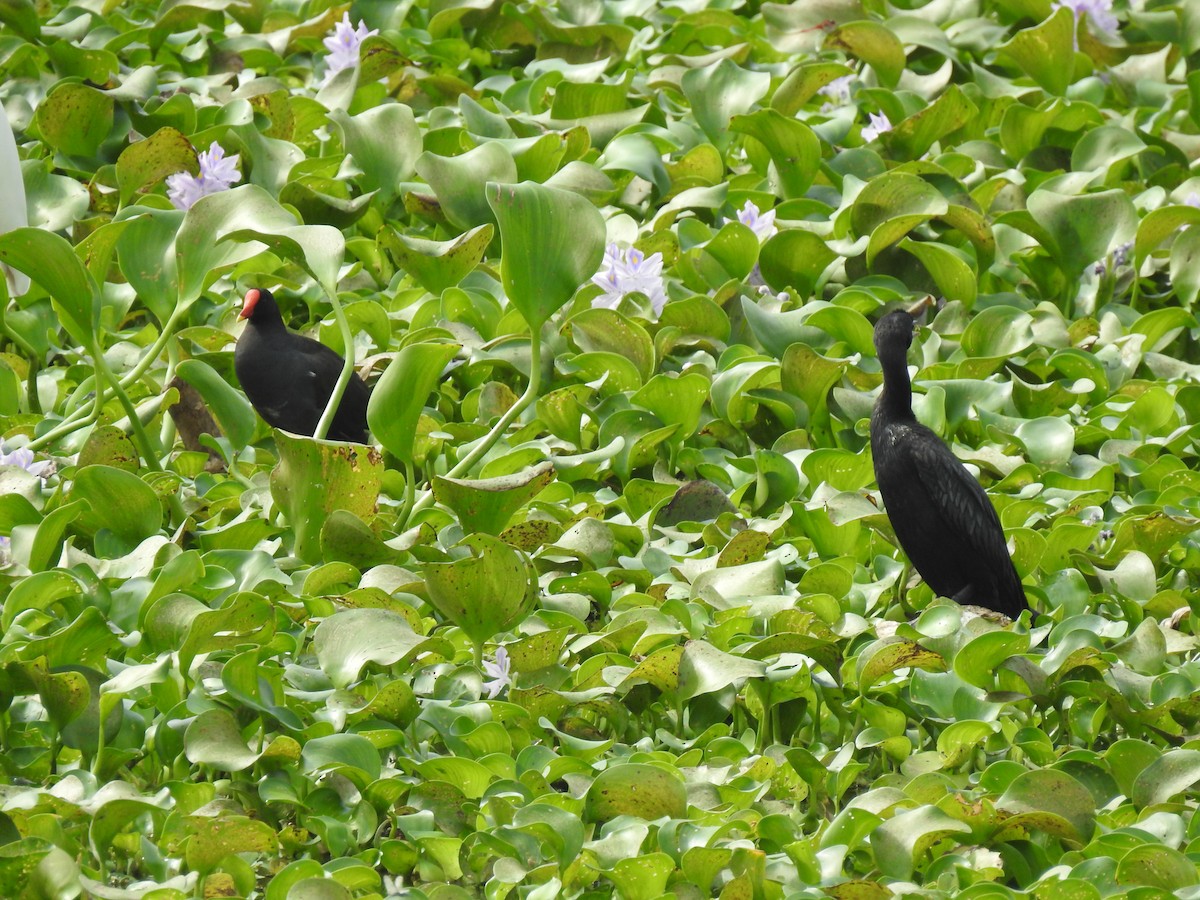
[0,0,1198,896]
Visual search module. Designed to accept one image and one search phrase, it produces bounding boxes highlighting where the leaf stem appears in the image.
[313,285,357,442]
[405,326,543,521]
[448,325,542,479]
[27,305,188,452]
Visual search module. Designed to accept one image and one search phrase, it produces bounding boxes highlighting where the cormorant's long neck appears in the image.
[878,343,915,421]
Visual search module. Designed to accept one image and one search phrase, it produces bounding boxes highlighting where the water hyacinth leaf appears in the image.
[1115,845,1199,890]
[584,764,687,822]
[184,707,260,772]
[269,433,382,564]
[328,104,420,205]
[681,58,771,149]
[954,631,1030,689]
[417,143,518,231]
[313,608,444,690]
[145,592,274,674]
[1134,205,1200,269]
[175,359,257,450]
[599,135,669,197]
[677,640,766,701]
[278,176,374,229]
[568,307,655,382]
[115,126,196,207]
[486,180,606,331]
[882,85,977,161]
[826,23,906,87]
[422,534,538,648]
[1070,125,1146,177]
[655,480,737,527]
[379,224,493,294]
[70,465,163,546]
[631,372,710,442]
[857,640,946,691]
[301,733,382,784]
[0,227,98,347]
[998,99,1103,163]
[898,239,977,306]
[851,173,948,262]
[606,853,675,900]
[997,769,1096,842]
[1014,417,1075,468]
[759,230,837,298]
[997,6,1075,96]
[184,816,278,873]
[33,82,114,157]
[960,306,1034,358]
[1130,308,1196,353]
[771,61,854,115]
[285,879,352,900]
[177,184,344,303]
[319,509,394,569]
[114,206,182,322]
[367,341,460,465]
[56,665,122,754]
[432,462,555,536]
[1025,189,1138,284]
[729,110,822,198]
[562,351,643,395]
[1131,750,1200,809]
[871,805,971,879]
[1168,228,1200,308]
[0,0,39,38]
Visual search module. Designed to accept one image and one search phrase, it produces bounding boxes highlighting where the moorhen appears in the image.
[870,309,1028,618]
[234,288,371,443]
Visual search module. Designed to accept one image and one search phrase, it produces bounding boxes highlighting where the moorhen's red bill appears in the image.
[234,288,371,444]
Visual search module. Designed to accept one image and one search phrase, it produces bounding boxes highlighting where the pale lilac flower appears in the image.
[1184,193,1200,208]
[1052,0,1118,36]
[482,646,511,698]
[737,201,777,241]
[591,242,669,316]
[322,13,379,85]
[817,75,853,111]
[166,142,241,211]
[0,443,53,564]
[0,443,54,479]
[862,112,893,142]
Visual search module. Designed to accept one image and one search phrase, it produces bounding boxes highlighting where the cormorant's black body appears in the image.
[234,288,371,444]
[870,310,1027,618]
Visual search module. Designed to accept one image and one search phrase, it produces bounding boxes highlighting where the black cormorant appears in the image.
[870,309,1028,618]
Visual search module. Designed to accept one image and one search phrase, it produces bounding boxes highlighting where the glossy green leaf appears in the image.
[367,341,461,465]
[269,434,382,564]
[422,534,538,648]
[175,358,257,450]
[432,462,555,535]
[486,180,606,331]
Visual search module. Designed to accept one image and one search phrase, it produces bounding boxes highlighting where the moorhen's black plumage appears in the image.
[234,288,371,444]
[870,310,1028,619]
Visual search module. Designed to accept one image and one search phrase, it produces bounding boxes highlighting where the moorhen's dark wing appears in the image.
[293,335,371,443]
[234,288,371,444]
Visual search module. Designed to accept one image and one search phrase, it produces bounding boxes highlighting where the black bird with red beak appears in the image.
[234,288,371,444]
